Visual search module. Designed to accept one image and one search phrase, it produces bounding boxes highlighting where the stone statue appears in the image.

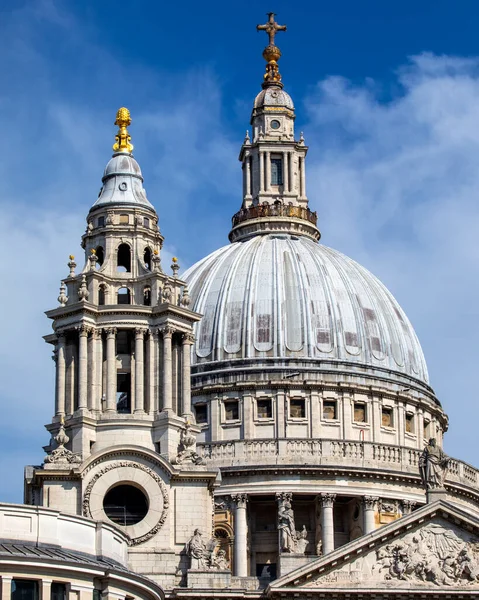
[419,438,450,490]
[211,549,230,570]
[186,529,207,569]
[295,525,309,554]
[278,501,296,553]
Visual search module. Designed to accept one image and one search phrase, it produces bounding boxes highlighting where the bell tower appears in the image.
[42,107,201,461]
[230,13,320,243]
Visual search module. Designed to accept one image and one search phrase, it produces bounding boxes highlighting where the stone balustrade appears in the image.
[231,204,318,227]
[197,438,478,491]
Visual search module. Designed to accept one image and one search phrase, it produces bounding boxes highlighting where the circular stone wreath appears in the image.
[82,460,169,546]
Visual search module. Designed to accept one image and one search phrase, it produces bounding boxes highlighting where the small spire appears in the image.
[257,13,287,87]
[113,107,134,154]
[244,130,251,145]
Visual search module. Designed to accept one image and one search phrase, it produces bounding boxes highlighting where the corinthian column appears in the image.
[265,151,271,191]
[259,152,265,193]
[231,494,248,577]
[105,327,117,412]
[181,333,194,418]
[283,151,289,191]
[320,493,336,555]
[161,326,174,412]
[135,328,146,413]
[77,325,89,410]
[55,333,66,417]
[363,496,378,534]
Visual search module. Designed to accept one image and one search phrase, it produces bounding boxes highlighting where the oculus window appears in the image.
[103,484,148,526]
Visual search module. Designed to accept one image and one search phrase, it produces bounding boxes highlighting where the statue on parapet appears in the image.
[419,437,450,490]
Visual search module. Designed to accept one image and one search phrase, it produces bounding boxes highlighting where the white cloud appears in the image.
[305,53,479,464]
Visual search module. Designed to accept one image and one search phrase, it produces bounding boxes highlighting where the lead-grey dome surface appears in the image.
[184,234,429,384]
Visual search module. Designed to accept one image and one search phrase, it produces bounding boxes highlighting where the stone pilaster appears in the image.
[77,325,90,411]
[161,326,174,412]
[55,332,66,417]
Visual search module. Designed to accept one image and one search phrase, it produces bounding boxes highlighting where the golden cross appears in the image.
[257,12,286,46]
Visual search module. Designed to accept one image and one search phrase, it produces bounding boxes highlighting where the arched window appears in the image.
[117,287,131,304]
[96,246,104,268]
[144,247,152,270]
[117,243,131,272]
[143,286,151,306]
[98,284,106,306]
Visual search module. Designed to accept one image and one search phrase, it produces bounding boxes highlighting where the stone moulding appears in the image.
[82,460,169,546]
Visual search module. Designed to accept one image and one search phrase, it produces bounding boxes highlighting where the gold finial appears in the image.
[113,107,134,154]
[90,248,96,255]
[172,256,178,263]
[257,13,287,86]
[69,254,75,260]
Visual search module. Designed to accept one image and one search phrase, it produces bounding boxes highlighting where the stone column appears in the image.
[300,156,306,198]
[105,327,117,412]
[55,333,66,417]
[283,152,289,191]
[265,151,271,191]
[320,493,336,555]
[363,496,378,534]
[134,328,146,413]
[245,155,252,198]
[161,326,174,412]
[417,408,424,449]
[231,494,248,577]
[288,151,293,192]
[93,330,103,411]
[181,333,194,418]
[259,152,265,193]
[87,330,96,410]
[77,325,89,410]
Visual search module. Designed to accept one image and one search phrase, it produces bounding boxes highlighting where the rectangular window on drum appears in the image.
[11,580,39,600]
[224,401,239,421]
[271,157,283,185]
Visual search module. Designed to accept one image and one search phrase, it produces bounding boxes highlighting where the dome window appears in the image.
[195,404,208,424]
[117,287,131,304]
[271,155,283,185]
[51,583,66,600]
[117,243,131,272]
[97,216,105,228]
[144,247,152,270]
[270,119,281,130]
[290,398,305,419]
[12,580,39,600]
[323,400,337,420]
[144,217,150,228]
[224,400,239,422]
[353,403,366,423]
[405,412,415,434]
[381,406,394,428]
[257,398,272,419]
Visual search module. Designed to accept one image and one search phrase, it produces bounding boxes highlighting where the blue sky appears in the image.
[2,0,479,502]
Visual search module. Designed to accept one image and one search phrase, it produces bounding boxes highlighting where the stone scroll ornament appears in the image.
[374,523,479,586]
[418,437,450,490]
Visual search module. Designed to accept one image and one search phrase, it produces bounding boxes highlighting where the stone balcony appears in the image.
[197,438,478,493]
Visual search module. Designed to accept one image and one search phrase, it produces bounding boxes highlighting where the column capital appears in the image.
[91,328,101,340]
[276,491,293,505]
[78,324,92,337]
[363,495,379,511]
[135,327,147,338]
[159,325,175,338]
[56,331,66,342]
[105,327,117,337]
[319,493,336,508]
[181,332,195,345]
[231,493,248,509]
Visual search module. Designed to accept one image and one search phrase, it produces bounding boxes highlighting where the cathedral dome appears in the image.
[184,233,429,385]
